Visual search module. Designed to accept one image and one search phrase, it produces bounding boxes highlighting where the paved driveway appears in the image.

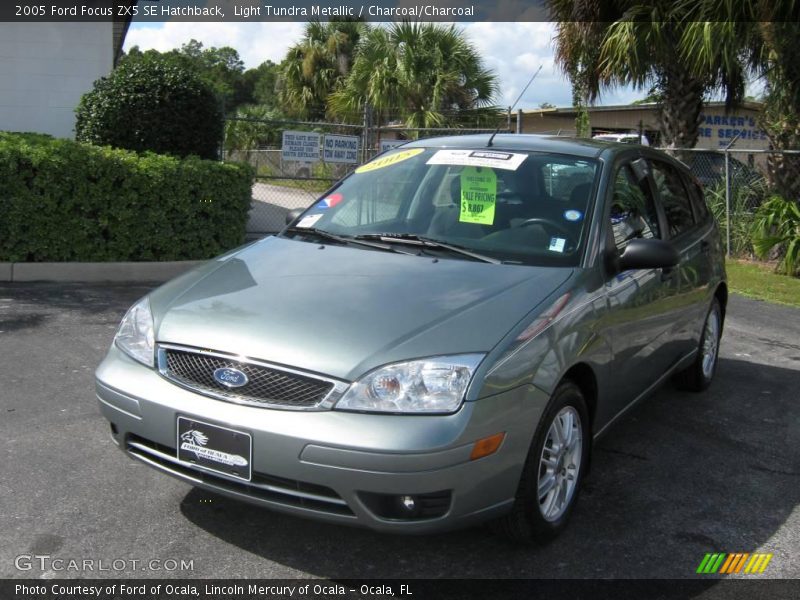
[248,182,321,236]
[0,284,797,579]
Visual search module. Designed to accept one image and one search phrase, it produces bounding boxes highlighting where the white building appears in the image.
[0,19,130,138]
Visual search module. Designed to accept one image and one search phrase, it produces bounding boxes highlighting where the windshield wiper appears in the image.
[283,227,412,254]
[353,233,501,264]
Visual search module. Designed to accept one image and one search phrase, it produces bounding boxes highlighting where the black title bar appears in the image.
[3,579,800,600]
[3,1,795,22]
[4,1,547,22]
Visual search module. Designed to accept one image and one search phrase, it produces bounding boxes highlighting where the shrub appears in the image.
[752,195,800,276]
[703,180,765,258]
[0,132,253,262]
[75,55,223,160]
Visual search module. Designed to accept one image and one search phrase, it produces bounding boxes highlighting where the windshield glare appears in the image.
[287,147,599,266]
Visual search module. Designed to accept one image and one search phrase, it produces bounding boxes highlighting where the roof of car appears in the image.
[402,134,612,159]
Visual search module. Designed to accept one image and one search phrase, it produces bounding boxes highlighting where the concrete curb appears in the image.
[0,261,205,283]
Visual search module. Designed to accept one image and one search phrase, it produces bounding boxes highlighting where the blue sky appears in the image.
[125,21,646,110]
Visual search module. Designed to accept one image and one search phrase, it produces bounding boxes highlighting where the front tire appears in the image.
[675,298,722,392]
[494,381,590,544]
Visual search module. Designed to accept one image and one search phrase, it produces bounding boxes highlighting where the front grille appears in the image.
[161,347,334,408]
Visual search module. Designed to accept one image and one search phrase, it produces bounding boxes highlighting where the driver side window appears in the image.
[610,165,660,251]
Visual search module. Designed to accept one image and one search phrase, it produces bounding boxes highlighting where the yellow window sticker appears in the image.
[460,167,497,225]
[354,148,424,173]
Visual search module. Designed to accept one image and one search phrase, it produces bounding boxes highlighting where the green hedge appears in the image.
[75,55,223,160]
[0,132,254,262]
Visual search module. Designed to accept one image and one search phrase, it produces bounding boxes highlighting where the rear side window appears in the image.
[650,160,696,237]
[686,179,711,222]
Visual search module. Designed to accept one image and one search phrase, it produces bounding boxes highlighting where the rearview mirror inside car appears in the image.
[285,207,305,225]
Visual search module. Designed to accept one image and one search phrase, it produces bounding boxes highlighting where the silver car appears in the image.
[97,135,726,542]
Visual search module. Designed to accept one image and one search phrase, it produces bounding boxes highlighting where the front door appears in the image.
[596,159,677,424]
[647,158,713,356]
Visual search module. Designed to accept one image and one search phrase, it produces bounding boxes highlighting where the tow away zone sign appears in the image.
[323,134,360,164]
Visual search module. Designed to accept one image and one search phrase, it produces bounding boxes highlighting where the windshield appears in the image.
[284,147,600,266]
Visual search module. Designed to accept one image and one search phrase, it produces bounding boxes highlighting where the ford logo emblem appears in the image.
[213,367,249,389]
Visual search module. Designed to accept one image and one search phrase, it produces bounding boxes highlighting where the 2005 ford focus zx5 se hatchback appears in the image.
[96,135,726,542]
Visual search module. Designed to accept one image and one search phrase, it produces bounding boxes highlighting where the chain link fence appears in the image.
[223,117,364,235]
[223,118,797,252]
[225,116,509,236]
[659,148,799,257]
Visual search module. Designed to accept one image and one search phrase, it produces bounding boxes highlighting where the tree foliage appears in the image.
[243,60,282,109]
[550,1,746,148]
[279,20,367,120]
[329,22,498,129]
[224,105,284,156]
[675,3,800,201]
[75,54,223,159]
[123,40,282,114]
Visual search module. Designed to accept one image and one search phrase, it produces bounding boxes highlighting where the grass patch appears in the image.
[726,259,800,308]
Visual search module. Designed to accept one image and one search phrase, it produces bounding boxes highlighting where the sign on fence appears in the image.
[281,131,321,162]
[323,134,360,163]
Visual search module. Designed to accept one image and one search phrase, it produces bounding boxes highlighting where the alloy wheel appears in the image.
[702,307,720,379]
[537,406,582,522]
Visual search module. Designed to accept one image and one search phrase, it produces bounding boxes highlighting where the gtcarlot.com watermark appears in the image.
[14,554,194,573]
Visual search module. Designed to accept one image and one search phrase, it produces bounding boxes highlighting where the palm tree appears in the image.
[279,20,367,120]
[551,1,746,148]
[224,105,282,161]
[553,20,609,137]
[329,23,498,130]
[676,2,800,201]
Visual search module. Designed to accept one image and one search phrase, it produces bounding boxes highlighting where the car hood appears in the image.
[153,236,573,381]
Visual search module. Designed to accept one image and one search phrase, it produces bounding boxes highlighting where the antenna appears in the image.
[487,65,543,147]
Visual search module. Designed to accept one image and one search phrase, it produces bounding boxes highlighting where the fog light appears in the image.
[400,495,416,511]
[358,490,451,520]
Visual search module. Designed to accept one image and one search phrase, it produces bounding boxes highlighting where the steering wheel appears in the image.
[517,217,575,240]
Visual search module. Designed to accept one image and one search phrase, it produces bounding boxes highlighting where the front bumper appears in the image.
[96,345,549,533]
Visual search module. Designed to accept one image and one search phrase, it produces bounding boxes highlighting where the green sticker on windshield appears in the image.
[460,167,496,225]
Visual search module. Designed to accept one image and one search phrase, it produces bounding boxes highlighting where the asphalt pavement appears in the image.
[0,284,798,580]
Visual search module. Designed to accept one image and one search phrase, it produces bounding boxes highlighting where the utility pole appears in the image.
[361,101,370,163]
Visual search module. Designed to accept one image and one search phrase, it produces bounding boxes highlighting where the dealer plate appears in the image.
[176,417,252,481]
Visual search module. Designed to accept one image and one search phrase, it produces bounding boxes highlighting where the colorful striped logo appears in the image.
[696,553,773,574]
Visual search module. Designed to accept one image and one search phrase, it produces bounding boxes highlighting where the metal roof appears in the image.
[517,100,764,117]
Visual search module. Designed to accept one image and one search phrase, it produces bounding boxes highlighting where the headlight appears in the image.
[114,296,155,367]
[335,354,485,414]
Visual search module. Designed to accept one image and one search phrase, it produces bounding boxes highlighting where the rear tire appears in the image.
[493,381,590,544]
[675,298,722,392]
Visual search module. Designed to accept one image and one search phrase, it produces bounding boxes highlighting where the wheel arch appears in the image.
[715,282,728,329]
[560,362,598,432]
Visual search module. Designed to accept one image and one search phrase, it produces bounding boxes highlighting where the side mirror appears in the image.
[618,238,679,271]
[285,207,305,225]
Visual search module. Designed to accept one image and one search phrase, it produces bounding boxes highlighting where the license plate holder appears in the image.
[176,417,252,481]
